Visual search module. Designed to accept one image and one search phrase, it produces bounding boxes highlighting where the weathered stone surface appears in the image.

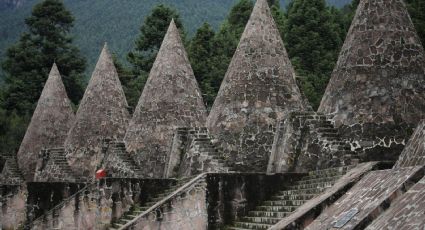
[1,185,27,229]
[270,162,379,230]
[319,0,425,127]
[65,44,130,178]
[336,122,412,163]
[126,179,208,230]
[305,166,424,230]
[34,148,83,183]
[17,64,75,181]
[394,120,425,168]
[206,0,306,172]
[30,179,173,230]
[101,141,144,178]
[164,127,231,178]
[124,20,207,178]
[0,153,24,185]
[366,175,425,230]
[267,111,359,174]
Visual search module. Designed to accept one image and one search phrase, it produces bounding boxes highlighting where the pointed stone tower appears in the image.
[206,0,306,172]
[124,20,207,178]
[17,64,75,181]
[319,0,425,127]
[65,44,130,178]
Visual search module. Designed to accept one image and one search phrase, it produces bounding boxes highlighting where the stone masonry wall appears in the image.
[306,166,424,230]
[206,173,303,229]
[206,0,307,173]
[267,112,358,174]
[319,0,425,127]
[165,127,230,178]
[337,122,412,162]
[1,185,27,230]
[394,120,425,168]
[30,179,173,230]
[127,180,208,230]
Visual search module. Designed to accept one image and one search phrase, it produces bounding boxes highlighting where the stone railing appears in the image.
[29,180,93,228]
[118,173,208,230]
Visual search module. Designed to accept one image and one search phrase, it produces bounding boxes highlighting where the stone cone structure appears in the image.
[206,0,306,172]
[65,44,130,178]
[124,20,207,178]
[319,0,425,127]
[394,120,425,168]
[17,64,75,181]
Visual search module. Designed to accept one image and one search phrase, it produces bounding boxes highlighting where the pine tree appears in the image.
[188,23,216,107]
[127,4,185,77]
[112,54,141,112]
[2,0,86,114]
[284,0,342,109]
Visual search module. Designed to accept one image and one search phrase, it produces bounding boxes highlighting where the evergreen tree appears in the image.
[127,4,184,77]
[0,0,85,153]
[112,54,141,111]
[2,0,86,115]
[188,23,216,106]
[283,0,342,109]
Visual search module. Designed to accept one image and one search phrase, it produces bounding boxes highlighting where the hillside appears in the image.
[0,0,352,80]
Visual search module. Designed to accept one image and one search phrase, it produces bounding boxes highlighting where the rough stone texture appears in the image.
[319,0,425,127]
[366,175,425,230]
[394,120,425,168]
[207,173,305,229]
[267,111,359,174]
[101,141,144,178]
[1,185,27,230]
[305,166,424,230]
[0,153,24,185]
[206,0,306,173]
[269,162,379,230]
[30,179,173,230]
[126,178,208,230]
[17,64,75,181]
[336,122,411,163]
[65,44,130,179]
[34,148,83,183]
[124,20,207,178]
[164,127,231,178]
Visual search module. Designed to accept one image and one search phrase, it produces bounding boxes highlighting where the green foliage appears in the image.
[188,23,216,106]
[0,0,85,153]
[112,53,142,111]
[283,0,343,109]
[127,4,185,77]
[2,0,86,114]
[196,0,254,108]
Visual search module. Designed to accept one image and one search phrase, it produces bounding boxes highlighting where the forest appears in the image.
[0,0,424,154]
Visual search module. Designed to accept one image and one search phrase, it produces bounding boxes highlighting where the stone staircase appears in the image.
[0,153,24,185]
[226,166,351,230]
[102,141,144,178]
[292,111,359,167]
[34,148,84,182]
[171,127,232,177]
[109,176,197,229]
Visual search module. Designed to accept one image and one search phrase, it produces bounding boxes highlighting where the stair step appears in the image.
[256,205,298,212]
[288,181,335,190]
[242,217,282,225]
[233,222,273,230]
[248,211,290,218]
[263,200,306,206]
[277,188,325,196]
[295,175,341,185]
